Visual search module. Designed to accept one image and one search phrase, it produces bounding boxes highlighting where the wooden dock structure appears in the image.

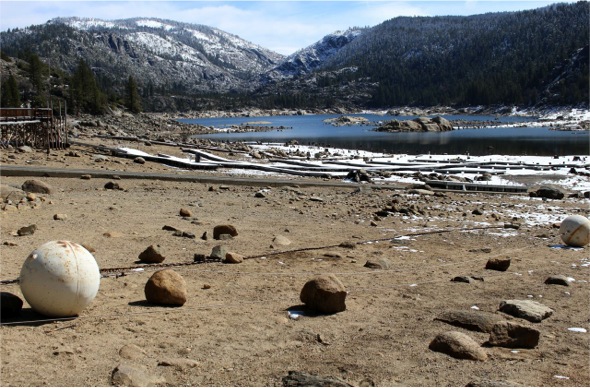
[0,108,68,152]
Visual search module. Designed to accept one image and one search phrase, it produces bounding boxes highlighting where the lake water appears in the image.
[179,114,589,156]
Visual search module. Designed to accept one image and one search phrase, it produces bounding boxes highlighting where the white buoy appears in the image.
[559,215,590,247]
[20,241,100,317]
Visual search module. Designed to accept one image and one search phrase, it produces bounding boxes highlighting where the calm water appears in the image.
[179,114,589,156]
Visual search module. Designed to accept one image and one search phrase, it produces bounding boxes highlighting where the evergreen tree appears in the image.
[28,53,47,107]
[1,73,21,107]
[69,59,106,114]
[126,75,142,113]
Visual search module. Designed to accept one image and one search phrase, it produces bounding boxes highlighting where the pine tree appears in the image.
[1,73,21,107]
[70,59,106,114]
[28,53,47,107]
[126,75,142,113]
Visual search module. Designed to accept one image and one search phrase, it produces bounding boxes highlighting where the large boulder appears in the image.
[21,179,53,194]
[300,274,347,314]
[429,331,487,361]
[530,186,565,199]
[487,321,540,348]
[138,244,166,264]
[498,300,553,323]
[144,269,187,306]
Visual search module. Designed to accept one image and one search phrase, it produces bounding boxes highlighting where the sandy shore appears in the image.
[1,128,589,387]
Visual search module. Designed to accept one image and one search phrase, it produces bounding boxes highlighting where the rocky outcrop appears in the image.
[375,116,454,132]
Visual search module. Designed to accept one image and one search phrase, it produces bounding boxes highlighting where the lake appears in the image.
[179,113,588,156]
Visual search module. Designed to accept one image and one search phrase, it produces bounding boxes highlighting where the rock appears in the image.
[363,258,391,270]
[435,310,504,333]
[531,186,565,199]
[17,224,36,236]
[309,196,324,202]
[210,245,228,260]
[451,276,474,283]
[119,344,145,360]
[0,184,26,202]
[103,231,123,238]
[408,188,435,196]
[254,191,266,198]
[224,252,244,264]
[53,213,67,221]
[487,321,540,348]
[472,208,484,215]
[94,155,109,163]
[21,179,53,194]
[179,208,192,217]
[213,225,238,239]
[158,358,199,369]
[162,225,179,232]
[282,371,353,387]
[498,300,554,323]
[80,174,92,180]
[429,331,487,361]
[138,244,166,264]
[485,258,511,271]
[172,230,195,239]
[17,145,33,153]
[0,292,23,318]
[201,231,208,240]
[300,274,347,314]
[544,275,571,286]
[104,181,121,190]
[134,157,146,164]
[111,363,165,387]
[272,235,292,247]
[144,269,187,306]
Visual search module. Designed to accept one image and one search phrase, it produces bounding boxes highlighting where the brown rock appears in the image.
[145,269,187,306]
[17,224,36,236]
[364,258,391,270]
[21,179,53,194]
[435,310,504,333]
[224,252,244,264]
[485,258,511,271]
[213,225,238,239]
[487,321,540,348]
[138,244,166,264]
[429,331,487,361]
[300,274,347,314]
[53,213,68,221]
[179,208,192,217]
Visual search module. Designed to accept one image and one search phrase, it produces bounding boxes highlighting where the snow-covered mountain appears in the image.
[265,28,364,80]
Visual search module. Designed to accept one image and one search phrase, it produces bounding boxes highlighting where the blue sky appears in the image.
[0,1,576,55]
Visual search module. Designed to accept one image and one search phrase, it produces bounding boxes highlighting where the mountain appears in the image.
[0,17,284,97]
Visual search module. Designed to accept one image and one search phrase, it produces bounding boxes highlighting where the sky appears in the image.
[0,1,577,55]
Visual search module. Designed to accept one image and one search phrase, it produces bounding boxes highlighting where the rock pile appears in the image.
[375,116,453,132]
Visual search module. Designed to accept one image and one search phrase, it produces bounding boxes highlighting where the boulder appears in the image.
[272,235,292,247]
[17,224,36,236]
[300,274,347,314]
[0,292,23,318]
[21,179,53,194]
[224,252,244,264]
[530,186,565,199]
[210,245,228,261]
[487,320,540,348]
[179,208,192,217]
[544,275,571,286]
[213,225,238,239]
[498,300,553,323]
[138,244,166,264]
[144,269,187,306]
[435,310,504,333]
[485,258,511,271]
[429,331,487,361]
[364,258,391,270]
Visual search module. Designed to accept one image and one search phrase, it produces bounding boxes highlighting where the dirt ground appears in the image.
[1,139,589,387]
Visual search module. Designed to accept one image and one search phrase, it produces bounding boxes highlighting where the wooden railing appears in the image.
[0,108,68,151]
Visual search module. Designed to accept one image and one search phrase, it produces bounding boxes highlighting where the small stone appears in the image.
[254,191,266,198]
[53,213,67,221]
[300,274,347,314]
[224,252,244,264]
[118,344,145,360]
[111,363,165,387]
[158,358,199,369]
[213,225,238,239]
[145,269,187,306]
[17,224,36,236]
[451,276,473,283]
[138,244,166,264]
[485,258,511,271]
[162,225,179,231]
[179,208,192,217]
[282,371,352,387]
[103,231,123,238]
[339,241,356,249]
[22,179,53,194]
[80,174,92,180]
[466,379,521,387]
[1,292,23,318]
[498,299,554,323]
[429,331,487,361]
[272,235,292,247]
[472,208,484,215]
[26,193,36,201]
[201,231,208,240]
[544,275,571,286]
[172,230,195,239]
[364,258,391,270]
[210,245,228,260]
[309,196,324,202]
[104,181,121,190]
[435,310,505,333]
[202,284,211,290]
[487,320,540,348]
[134,157,146,164]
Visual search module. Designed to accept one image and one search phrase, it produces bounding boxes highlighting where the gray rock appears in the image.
[363,258,391,270]
[158,358,199,369]
[0,184,25,202]
[272,235,292,247]
[531,186,565,199]
[210,245,228,260]
[104,181,121,190]
[17,224,36,236]
[429,331,487,361]
[111,363,165,387]
[300,274,347,314]
[21,179,53,194]
[172,230,195,239]
[144,269,187,306]
[466,379,521,387]
[17,145,33,153]
[544,275,571,286]
[487,320,540,348]
[94,155,109,163]
[118,344,145,360]
[1,292,23,318]
[213,225,238,239]
[134,157,146,164]
[138,244,166,264]
[435,310,504,333]
[498,300,554,323]
[485,258,511,271]
[282,371,352,387]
